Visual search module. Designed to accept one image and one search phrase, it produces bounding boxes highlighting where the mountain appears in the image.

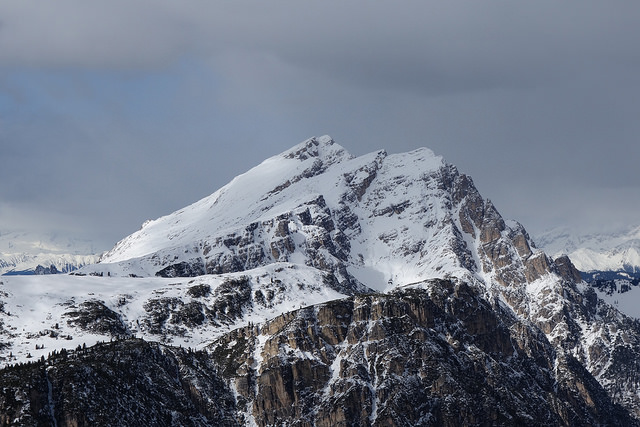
[2,136,640,425]
[88,135,569,292]
[535,226,640,321]
[0,231,99,276]
[536,225,640,274]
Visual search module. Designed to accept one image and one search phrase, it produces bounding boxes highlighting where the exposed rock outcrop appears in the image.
[210,283,636,426]
[3,285,635,426]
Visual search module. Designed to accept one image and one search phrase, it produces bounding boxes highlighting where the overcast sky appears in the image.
[1,1,639,252]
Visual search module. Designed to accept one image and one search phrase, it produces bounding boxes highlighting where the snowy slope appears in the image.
[101,136,351,263]
[0,263,344,366]
[536,225,640,272]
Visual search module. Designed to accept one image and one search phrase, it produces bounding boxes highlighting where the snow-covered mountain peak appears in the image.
[93,135,573,298]
[280,135,352,163]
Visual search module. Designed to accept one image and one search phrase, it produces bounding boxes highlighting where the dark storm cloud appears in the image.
[0,1,639,249]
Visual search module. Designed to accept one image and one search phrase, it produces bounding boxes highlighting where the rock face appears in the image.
[2,136,640,424]
[1,285,635,427]
[209,283,635,426]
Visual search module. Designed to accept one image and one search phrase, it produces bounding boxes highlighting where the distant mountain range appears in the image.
[0,231,99,275]
[1,136,639,425]
[535,225,640,274]
[534,226,640,322]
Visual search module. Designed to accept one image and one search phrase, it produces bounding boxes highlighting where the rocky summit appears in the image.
[1,136,640,426]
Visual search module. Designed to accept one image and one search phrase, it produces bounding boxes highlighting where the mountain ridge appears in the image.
[2,135,640,424]
[86,136,571,292]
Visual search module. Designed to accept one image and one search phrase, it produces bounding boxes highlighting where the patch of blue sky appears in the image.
[0,56,220,126]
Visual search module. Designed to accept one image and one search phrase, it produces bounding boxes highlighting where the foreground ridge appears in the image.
[1,284,636,426]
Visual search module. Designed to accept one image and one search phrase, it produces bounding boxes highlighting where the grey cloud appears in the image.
[210,2,640,95]
[2,2,639,105]
[0,0,639,249]
[2,2,638,70]
[0,1,193,68]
